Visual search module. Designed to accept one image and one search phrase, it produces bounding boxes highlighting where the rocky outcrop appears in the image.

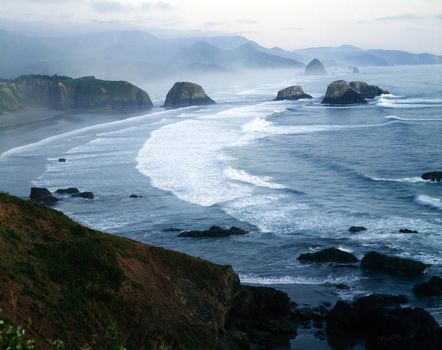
[29,187,58,206]
[413,276,442,296]
[349,226,367,233]
[349,81,389,99]
[178,225,248,238]
[321,80,367,105]
[274,86,312,101]
[0,193,297,349]
[326,294,442,350]
[421,171,442,182]
[71,191,94,199]
[400,228,419,234]
[361,251,430,277]
[55,188,80,195]
[305,58,327,75]
[297,248,358,263]
[0,74,153,114]
[163,82,215,107]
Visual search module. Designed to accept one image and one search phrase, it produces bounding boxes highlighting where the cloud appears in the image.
[91,1,173,13]
[373,14,442,22]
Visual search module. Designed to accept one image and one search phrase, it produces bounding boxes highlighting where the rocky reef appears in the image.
[421,171,442,182]
[0,74,153,114]
[164,82,215,107]
[349,81,389,99]
[322,80,368,105]
[305,58,327,75]
[274,85,312,101]
[0,193,296,349]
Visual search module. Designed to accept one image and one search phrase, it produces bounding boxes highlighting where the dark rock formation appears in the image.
[352,67,360,74]
[129,194,143,198]
[349,81,389,99]
[29,187,58,206]
[400,228,419,234]
[163,227,183,232]
[0,193,298,349]
[321,80,367,105]
[349,226,367,233]
[421,171,442,182]
[164,82,215,107]
[413,276,442,296]
[297,248,358,263]
[71,192,94,199]
[55,188,80,195]
[226,286,297,348]
[178,225,248,238]
[274,86,313,101]
[326,295,442,350]
[305,58,327,75]
[361,251,430,277]
[58,158,66,162]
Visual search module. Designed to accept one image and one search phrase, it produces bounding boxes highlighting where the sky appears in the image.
[1,0,441,53]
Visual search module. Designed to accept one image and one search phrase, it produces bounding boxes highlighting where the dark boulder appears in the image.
[129,194,143,198]
[305,58,327,75]
[58,158,66,162]
[413,276,442,296]
[349,81,389,99]
[421,171,442,182]
[30,187,59,206]
[226,286,297,348]
[274,86,312,101]
[349,226,367,233]
[399,228,419,234]
[55,188,80,195]
[163,82,215,107]
[326,295,442,350]
[71,192,94,199]
[321,80,367,105]
[178,225,248,238]
[297,247,358,263]
[361,251,430,277]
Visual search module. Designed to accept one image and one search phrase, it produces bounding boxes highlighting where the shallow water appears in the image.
[1,66,441,331]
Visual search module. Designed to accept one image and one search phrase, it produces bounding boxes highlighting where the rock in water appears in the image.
[399,228,419,234]
[361,251,430,277]
[58,158,66,162]
[321,80,367,105]
[305,58,327,75]
[164,82,215,107]
[178,225,248,238]
[30,187,59,206]
[274,86,313,101]
[421,171,442,182]
[326,295,442,349]
[71,192,94,199]
[297,248,358,263]
[55,188,80,195]
[349,81,389,99]
[349,226,367,233]
[413,276,442,296]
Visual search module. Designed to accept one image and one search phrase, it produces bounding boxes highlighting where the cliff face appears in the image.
[0,75,153,114]
[0,193,296,349]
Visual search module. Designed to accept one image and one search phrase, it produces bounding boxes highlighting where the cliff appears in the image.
[0,75,153,114]
[0,193,296,349]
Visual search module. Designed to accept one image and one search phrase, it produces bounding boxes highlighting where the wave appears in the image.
[239,274,323,285]
[370,176,427,183]
[378,97,442,109]
[415,195,442,210]
[223,167,287,190]
[385,115,442,122]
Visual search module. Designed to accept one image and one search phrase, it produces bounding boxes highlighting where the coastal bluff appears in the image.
[0,74,153,114]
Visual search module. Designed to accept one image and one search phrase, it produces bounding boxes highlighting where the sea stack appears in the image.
[274,85,313,101]
[349,81,389,99]
[322,80,367,105]
[305,58,327,75]
[164,82,215,107]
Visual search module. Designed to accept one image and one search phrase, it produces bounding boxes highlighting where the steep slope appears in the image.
[0,193,296,349]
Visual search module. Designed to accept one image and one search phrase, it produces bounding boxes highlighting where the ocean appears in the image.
[1,65,441,334]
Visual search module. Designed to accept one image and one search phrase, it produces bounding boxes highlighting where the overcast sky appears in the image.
[1,0,441,53]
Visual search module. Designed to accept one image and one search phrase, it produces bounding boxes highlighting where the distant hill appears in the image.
[0,74,153,114]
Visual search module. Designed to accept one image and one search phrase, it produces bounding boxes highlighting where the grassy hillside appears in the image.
[0,193,295,349]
